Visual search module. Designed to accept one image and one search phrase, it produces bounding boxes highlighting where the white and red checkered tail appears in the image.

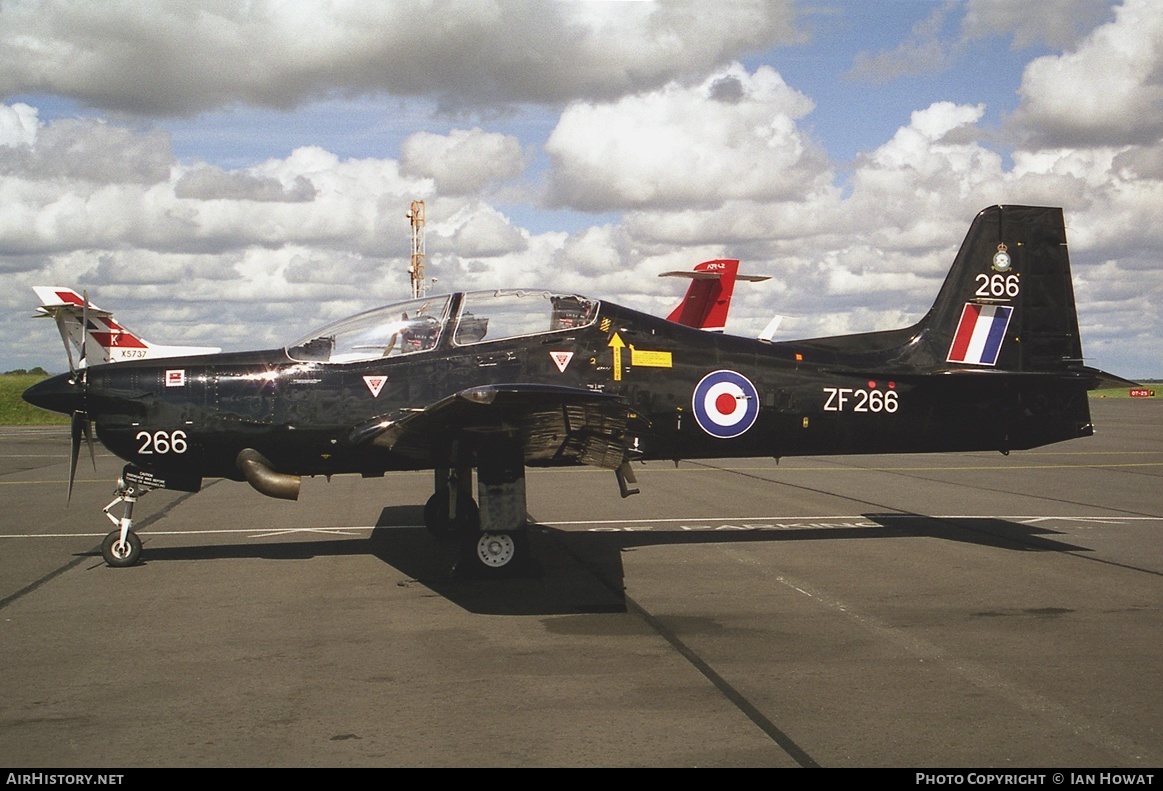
[33,287,221,366]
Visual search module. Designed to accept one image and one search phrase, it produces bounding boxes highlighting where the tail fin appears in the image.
[789,206,1126,453]
[33,287,221,365]
[660,259,770,332]
[913,205,1084,373]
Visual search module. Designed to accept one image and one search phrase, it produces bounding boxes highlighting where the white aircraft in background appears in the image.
[33,287,220,368]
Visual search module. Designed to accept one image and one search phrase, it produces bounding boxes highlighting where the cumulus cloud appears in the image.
[602,88,1161,370]
[174,165,318,202]
[1113,144,1163,180]
[849,101,1006,231]
[851,0,1113,82]
[400,128,523,196]
[545,64,830,211]
[2,3,1161,378]
[0,102,38,146]
[961,0,1113,49]
[0,116,172,183]
[430,202,528,258]
[0,0,798,115]
[0,102,564,368]
[0,113,439,258]
[1009,0,1163,146]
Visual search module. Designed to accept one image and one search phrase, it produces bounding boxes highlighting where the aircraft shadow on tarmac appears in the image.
[118,508,1090,616]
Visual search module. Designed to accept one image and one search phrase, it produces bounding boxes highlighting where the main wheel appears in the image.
[424,490,480,539]
[476,532,517,568]
[101,529,142,567]
[452,531,533,579]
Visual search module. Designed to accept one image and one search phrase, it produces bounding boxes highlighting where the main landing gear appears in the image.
[424,443,532,577]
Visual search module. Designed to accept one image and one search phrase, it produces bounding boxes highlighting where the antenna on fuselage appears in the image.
[407,200,427,299]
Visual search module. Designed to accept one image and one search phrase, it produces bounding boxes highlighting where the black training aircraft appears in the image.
[24,205,1129,575]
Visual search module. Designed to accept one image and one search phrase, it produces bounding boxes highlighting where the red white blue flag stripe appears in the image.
[947,303,1013,366]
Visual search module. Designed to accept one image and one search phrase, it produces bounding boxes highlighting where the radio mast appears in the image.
[407,200,427,299]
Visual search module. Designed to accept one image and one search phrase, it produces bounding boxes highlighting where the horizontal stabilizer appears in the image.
[758,315,783,343]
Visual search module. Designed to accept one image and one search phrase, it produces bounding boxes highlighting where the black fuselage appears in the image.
[27,295,1094,494]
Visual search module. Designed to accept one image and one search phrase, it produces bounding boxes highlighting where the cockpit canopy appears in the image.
[286,290,599,363]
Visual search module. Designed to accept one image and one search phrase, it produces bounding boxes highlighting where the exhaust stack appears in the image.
[236,449,301,501]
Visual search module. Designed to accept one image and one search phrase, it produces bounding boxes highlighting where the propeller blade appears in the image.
[79,290,90,367]
[65,364,92,503]
[68,411,83,503]
[82,412,96,472]
[55,313,77,374]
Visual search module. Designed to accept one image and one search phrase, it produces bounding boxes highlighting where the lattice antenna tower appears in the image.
[407,200,427,299]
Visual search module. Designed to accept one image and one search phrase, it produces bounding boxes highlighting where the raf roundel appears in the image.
[692,370,760,439]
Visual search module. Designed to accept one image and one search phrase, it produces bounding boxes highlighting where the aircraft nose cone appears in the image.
[23,372,84,416]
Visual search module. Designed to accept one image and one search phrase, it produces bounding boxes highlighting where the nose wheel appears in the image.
[101,529,142,567]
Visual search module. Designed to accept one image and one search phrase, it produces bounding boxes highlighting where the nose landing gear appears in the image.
[97,465,193,567]
[101,475,145,567]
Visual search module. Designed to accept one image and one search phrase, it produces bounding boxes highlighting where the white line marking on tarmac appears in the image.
[1,515,1158,541]
[247,527,371,538]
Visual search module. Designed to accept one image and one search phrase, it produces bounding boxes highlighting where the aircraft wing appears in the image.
[349,384,633,469]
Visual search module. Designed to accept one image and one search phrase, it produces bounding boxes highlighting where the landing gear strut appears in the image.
[424,466,478,539]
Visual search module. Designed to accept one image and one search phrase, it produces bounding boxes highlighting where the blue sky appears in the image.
[0,0,1159,377]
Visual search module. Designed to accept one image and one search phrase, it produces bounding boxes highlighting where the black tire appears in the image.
[423,490,480,539]
[101,529,142,567]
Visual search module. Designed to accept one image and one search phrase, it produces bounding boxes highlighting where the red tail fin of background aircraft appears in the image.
[659,260,770,332]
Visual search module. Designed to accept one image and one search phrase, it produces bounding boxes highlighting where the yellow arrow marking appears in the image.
[608,332,625,381]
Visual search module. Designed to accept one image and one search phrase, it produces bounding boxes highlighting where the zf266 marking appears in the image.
[823,387,899,413]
